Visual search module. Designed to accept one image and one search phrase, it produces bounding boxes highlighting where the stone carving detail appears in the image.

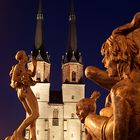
[76,12,140,140]
[5,50,39,140]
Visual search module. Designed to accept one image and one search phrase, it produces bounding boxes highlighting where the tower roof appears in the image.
[63,0,82,64]
[35,0,44,50]
[67,0,77,53]
[32,0,50,62]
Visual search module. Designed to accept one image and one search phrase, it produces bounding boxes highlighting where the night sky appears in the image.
[0,0,140,139]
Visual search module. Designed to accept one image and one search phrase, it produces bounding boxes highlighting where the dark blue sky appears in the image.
[0,0,140,139]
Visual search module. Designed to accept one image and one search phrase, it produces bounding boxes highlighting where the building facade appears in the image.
[25,0,85,139]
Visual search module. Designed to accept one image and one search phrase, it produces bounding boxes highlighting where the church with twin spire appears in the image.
[26,0,85,139]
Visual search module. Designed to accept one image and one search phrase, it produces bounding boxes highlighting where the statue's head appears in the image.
[15,50,28,62]
[101,13,140,79]
[76,91,100,123]
[101,35,127,78]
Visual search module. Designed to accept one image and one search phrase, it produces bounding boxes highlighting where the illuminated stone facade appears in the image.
[25,58,85,140]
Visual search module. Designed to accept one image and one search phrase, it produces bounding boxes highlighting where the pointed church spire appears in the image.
[35,0,44,50]
[38,0,43,15]
[70,0,75,18]
[67,0,78,55]
[33,0,49,62]
[62,0,83,84]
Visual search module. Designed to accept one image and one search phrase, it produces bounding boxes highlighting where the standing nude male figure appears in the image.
[5,50,39,140]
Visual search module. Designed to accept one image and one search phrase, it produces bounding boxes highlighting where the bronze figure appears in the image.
[5,50,39,140]
[77,12,140,140]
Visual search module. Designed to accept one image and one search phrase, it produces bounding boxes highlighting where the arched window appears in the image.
[36,92,40,99]
[36,71,41,81]
[71,95,75,99]
[37,130,39,135]
[72,71,76,81]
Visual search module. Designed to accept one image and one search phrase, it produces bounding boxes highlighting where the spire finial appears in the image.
[35,0,44,50]
[70,0,75,16]
[69,0,76,21]
[37,0,43,20]
[38,0,42,13]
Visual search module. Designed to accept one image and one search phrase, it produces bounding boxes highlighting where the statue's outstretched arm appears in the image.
[85,66,120,90]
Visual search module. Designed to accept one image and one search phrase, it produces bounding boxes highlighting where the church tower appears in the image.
[62,0,83,84]
[62,0,85,139]
[26,0,85,139]
[26,0,51,139]
[28,0,51,83]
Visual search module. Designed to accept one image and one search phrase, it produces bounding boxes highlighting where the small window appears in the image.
[52,118,59,126]
[53,109,59,118]
[25,129,30,139]
[71,133,74,137]
[64,120,67,131]
[52,109,59,126]
[71,113,75,118]
[71,95,75,99]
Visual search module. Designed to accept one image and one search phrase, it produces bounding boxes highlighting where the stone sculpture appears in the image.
[76,12,140,140]
[5,50,39,140]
